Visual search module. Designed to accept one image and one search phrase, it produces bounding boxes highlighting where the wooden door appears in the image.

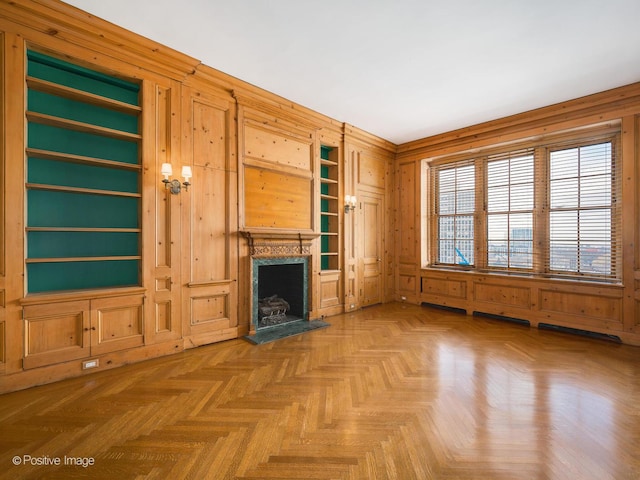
[358,192,384,307]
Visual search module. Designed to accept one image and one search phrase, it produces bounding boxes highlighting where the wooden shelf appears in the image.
[26,183,141,198]
[27,148,141,171]
[321,158,338,166]
[27,111,141,142]
[26,227,141,233]
[27,76,141,115]
[26,50,142,294]
[321,177,338,185]
[26,256,141,264]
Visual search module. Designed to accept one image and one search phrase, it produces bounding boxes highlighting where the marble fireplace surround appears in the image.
[242,231,317,335]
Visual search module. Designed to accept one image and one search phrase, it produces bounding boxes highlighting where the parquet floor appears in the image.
[1,302,640,479]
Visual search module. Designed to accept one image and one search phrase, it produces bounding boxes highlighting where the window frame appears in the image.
[426,126,621,283]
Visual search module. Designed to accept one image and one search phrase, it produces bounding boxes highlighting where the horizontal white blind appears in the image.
[428,129,621,281]
[433,160,475,266]
[547,140,620,279]
[486,149,534,270]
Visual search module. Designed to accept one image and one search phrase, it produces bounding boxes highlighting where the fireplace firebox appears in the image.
[252,256,308,330]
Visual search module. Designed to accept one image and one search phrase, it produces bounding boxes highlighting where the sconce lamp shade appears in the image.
[181,166,192,180]
[161,163,173,178]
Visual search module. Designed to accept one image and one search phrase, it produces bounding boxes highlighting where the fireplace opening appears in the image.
[253,257,308,330]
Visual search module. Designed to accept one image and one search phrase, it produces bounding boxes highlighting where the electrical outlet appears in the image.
[401,296,407,301]
[82,359,99,370]
[350,304,355,309]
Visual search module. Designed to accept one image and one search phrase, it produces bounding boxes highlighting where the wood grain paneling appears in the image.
[474,282,531,308]
[0,321,4,364]
[244,167,312,230]
[155,301,171,333]
[244,124,312,171]
[358,152,386,189]
[90,295,144,355]
[398,273,416,294]
[539,289,622,325]
[191,294,228,325]
[23,301,90,369]
[145,80,181,345]
[422,276,467,299]
[319,272,341,309]
[153,85,173,269]
[182,87,238,345]
[398,162,416,261]
[191,164,228,281]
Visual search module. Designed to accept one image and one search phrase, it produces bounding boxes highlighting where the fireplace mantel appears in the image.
[241,230,320,257]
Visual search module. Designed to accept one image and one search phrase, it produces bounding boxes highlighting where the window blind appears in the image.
[547,140,620,279]
[427,129,621,282]
[486,149,534,270]
[432,160,475,266]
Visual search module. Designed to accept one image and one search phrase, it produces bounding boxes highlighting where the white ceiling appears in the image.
[64,0,640,145]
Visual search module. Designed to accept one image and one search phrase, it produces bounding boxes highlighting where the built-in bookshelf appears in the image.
[25,50,142,293]
[320,145,339,271]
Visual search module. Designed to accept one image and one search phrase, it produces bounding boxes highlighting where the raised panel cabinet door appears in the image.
[22,300,91,369]
[358,192,384,307]
[89,295,144,356]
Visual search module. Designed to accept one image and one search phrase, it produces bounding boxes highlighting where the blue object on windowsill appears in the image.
[455,247,470,266]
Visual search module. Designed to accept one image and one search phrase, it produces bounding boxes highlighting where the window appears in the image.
[434,162,475,266]
[549,142,615,276]
[427,129,620,281]
[486,150,534,269]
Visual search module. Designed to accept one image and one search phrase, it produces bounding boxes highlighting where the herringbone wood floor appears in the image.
[1,303,640,479]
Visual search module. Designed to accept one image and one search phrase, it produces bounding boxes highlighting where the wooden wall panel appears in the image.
[181,87,238,346]
[474,282,531,308]
[155,301,171,333]
[422,277,466,299]
[191,294,228,325]
[144,80,182,343]
[244,167,312,230]
[358,152,386,190]
[191,164,228,281]
[398,274,416,294]
[539,290,622,327]
[244,124,312,171]
[0,290,4,369]
[193,100,227,169]
[0,320,4,365]
[154,85,173,269]
[187,96,232,283]
[398,162,416,261]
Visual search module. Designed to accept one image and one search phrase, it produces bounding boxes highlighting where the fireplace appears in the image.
[252,256,308,331]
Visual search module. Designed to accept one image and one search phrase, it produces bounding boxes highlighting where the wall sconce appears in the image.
[344,195,357,213]
[161,163,192,194]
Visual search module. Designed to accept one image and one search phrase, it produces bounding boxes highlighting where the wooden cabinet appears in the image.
[22,294,144,370]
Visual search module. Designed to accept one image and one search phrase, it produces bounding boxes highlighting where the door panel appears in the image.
[359,192,383,307]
